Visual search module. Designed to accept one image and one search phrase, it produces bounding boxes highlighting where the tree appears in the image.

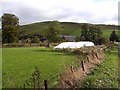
[31,36,40,43]
[80,24,103,45]
[45,20,62,42]
[109,30,118,42]
[2,13,19,43]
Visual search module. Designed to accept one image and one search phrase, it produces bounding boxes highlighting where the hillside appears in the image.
[19,21,118,38]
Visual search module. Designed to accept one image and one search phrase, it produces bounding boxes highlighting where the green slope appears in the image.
[19,21,118,38]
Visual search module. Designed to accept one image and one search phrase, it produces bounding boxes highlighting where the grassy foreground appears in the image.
[82,46,118,88]
[2,47,79,88]
[2,45,119,88]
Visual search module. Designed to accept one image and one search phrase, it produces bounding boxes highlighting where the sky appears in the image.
[0,0,119,27]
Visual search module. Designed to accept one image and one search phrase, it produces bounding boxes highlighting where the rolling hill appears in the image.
[18,21,119,39]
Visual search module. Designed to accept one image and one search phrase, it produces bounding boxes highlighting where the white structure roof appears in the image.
[54,41,94,49]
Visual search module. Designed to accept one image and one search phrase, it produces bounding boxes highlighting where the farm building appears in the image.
[60,35,76,42]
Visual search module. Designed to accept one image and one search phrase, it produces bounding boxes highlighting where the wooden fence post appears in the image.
[81,60,85,71]
[44,80,48,90]
[70,66,74,73]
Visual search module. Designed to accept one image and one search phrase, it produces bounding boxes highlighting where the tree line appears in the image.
[1,13,119,45]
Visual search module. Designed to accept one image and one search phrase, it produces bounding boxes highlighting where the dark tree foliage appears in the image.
[109,30,118,42]
[19,34,44,43]
[45,20,62,42]
[2,13,19,43]
[80,24,103,45]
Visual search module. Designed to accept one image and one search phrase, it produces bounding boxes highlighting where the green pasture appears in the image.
[2,47,79,88]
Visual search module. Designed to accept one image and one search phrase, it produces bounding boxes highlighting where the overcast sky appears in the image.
[0,0,119,27]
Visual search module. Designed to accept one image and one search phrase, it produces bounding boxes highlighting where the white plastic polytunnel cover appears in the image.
[54,41,94,49]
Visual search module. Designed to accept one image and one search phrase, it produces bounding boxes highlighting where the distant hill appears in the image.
[19,21,118,38]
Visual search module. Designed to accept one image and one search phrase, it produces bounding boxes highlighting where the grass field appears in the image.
[2,47,79,88]
[81,45,118,88]
[2,46,119,88]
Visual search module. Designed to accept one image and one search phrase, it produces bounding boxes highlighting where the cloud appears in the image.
[0,0,119,26]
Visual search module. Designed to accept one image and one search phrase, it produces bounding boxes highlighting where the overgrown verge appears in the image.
[57,45,106,88]
[81,45,118,88]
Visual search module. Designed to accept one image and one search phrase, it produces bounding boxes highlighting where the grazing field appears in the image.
[81,45,118,88]
[2,47,79,88]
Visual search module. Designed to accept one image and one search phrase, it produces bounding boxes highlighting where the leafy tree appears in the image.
[80,24,103,45]
[31,36,40,43]
[75,36,80,42]
[1,13,19,43]
[109,30,118,42]
[45,20,62,42]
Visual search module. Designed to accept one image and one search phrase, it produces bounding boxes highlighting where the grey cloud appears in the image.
[1,1,117,25]
[1,2,48,24]
[112,15,118,21]
[1,2,95,24]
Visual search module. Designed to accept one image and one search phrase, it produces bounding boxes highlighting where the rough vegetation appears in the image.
[58,45,106,88]
[81,45,118,88]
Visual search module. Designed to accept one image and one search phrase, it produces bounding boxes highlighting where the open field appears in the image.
[81,45,118,88]
[2,45,119,88]
[2,47,79,88]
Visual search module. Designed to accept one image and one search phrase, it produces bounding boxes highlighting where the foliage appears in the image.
[31,36,40,43]
[22,67,41,88]
[109,30,118,42]
[2,13,19,43]
[20,34,43,40]
[19,34,45,43]
[81,45,118,88]
[75,36,80,42]
[45,21,62,42]
[80,24,103,45]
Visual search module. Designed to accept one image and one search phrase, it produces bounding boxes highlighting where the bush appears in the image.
[75,36,80,42]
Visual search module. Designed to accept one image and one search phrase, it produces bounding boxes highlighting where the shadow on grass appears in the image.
[33,49,58,52]
[32,49,67,56]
